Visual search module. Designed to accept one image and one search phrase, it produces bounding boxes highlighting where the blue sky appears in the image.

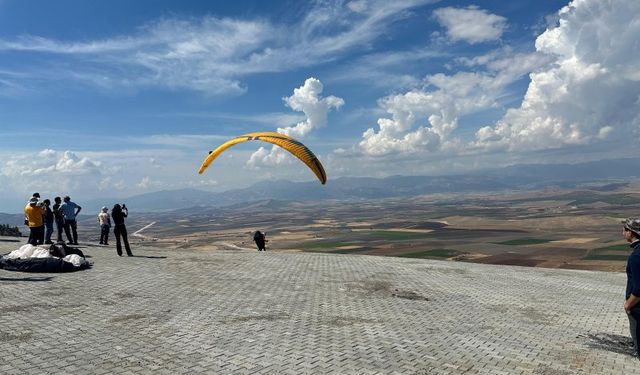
[0,0,638,212]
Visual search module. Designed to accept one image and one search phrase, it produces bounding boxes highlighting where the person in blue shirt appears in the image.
[623,217,640,358]
[61,196,82,245]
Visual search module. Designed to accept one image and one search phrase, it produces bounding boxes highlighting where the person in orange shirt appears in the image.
[24,197,45,246]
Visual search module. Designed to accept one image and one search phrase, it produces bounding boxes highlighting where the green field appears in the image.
[332,248,371,254]
[583,253,629,261]
[302,244,370,254]
[398,249,462,259]
[584,243,631,261]
[494,238,552,246]
[364,230,432,241]
[509,192,640,206]
[593,244,631,252]
[301,241,355,250]
[568,193,640,206]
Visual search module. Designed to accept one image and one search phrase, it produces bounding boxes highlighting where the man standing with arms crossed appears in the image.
[623,217,640,359]
[61,196,82,245]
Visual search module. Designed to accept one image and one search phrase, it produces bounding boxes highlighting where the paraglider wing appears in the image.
[198,131,327,184]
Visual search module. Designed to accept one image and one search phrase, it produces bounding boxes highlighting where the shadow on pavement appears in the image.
[0,276,54,282]
[129,255,167,259]
[585,333,634,355]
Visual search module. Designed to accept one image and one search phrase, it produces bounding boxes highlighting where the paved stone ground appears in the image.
[0,238,638,374]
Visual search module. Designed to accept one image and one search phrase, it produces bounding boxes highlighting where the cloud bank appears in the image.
[474,0,640,151]
[0,150,104,196]
[356,0,640,161]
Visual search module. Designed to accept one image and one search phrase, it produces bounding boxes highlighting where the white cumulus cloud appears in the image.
[473,0,640,151]
[248,78,343,169]
[0,149,105,196]
[433,6,507,44]
[358,51,548,156]
[277,77,344,138]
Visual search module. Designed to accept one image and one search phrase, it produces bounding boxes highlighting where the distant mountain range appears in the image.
[1,158,638,219]
[81,157,639,213]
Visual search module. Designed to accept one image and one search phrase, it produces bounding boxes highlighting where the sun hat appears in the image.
[622,217,640,237]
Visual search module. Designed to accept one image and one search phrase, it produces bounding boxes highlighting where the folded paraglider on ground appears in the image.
[0,243,91,272]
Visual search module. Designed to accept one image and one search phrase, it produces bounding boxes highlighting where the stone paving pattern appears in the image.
[0,239,638,374]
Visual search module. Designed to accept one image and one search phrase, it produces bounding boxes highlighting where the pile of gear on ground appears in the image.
[0,242,90,272]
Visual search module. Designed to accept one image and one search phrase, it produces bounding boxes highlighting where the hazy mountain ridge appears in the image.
[82,157,640,213]
[2,158,638,216]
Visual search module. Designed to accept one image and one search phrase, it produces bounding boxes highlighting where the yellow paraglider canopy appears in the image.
[198,131,327,184]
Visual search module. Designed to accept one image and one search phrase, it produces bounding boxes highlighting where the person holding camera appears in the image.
[112,203,132,256]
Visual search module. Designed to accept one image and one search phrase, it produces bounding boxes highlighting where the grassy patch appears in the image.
[495,238,552,246]
[398,249,462,258]
[584,244,631,261]
[304,244,371,254]
[570,194,640,206]
[365,231,431,241]
[583,254,629,261]
[593,244,631,252]
[333,248,371,254]
[301,241,355,250]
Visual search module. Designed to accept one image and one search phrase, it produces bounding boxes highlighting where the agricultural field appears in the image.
[72,182,640,272]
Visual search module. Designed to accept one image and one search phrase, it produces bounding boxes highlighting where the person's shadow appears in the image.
[585,333,634,355]
[0,276,54,282]
[128,255,167,259]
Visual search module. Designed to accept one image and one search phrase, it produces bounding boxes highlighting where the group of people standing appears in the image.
[24,193,81,246]
[23,192,132,256]
[96,204,133,256]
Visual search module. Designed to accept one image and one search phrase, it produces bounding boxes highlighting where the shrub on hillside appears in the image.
[0,224,22,237]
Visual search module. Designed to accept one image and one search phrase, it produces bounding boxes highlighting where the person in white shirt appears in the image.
[98,207,111,245]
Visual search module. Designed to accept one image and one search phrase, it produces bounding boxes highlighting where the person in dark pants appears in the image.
[253,230,267,251]
[52,196,65,242]
[36,201,46,244]
[42,199,54,244]
[61,196,82,245]
[98,207,111,245]
[623,217,640,359]
[112,204,132,256]
[24,197,44,246]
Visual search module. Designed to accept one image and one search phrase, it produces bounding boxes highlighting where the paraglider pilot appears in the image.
[253,231,267,251]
